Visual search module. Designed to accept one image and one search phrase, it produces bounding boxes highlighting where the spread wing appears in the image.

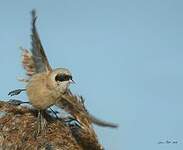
[22,10,52,76]
[30,9,52,73]
[21,48,36,77]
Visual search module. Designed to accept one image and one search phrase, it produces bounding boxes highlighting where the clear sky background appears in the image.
[0,0,183,150]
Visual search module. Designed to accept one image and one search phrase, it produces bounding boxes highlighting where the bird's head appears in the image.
[50,68,75,93]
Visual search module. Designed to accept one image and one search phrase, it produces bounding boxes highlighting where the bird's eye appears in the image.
[55,74,65,82]
[55,74,72,82]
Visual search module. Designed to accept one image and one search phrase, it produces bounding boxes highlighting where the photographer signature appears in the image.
[158,140,178,144]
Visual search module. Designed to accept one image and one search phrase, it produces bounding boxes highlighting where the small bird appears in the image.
[9,9,118,134]
[19,9,74,135]
[9,89,118,129]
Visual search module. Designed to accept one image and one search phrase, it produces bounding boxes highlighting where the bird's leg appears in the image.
[37,110,41,135]
[36,110,47,136]
[41,110,47,132]
[8,89,26,96]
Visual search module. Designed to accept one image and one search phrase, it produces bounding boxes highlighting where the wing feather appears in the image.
[21,48,36,76]
[31,9,52,73]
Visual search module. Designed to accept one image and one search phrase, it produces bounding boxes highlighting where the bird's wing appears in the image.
[30,9,52,73]
[21,48,36,77]
[56,91,118,128]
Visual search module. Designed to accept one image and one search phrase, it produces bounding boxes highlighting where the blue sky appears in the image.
[0,0,183,150]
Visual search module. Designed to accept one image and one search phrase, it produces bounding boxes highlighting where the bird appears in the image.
[9,88,118,129]
[9,9,118,133]
[19,9,74,135]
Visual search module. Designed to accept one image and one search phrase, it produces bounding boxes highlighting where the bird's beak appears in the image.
[69,79,76,84]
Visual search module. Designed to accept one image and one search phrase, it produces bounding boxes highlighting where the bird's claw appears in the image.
[8,99,24,105]
[8,89,26,96]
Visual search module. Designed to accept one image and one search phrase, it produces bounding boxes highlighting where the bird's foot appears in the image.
[8,99,29,106]
[8,89,26,96]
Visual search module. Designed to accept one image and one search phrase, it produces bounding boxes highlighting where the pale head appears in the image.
[50,68,74,93]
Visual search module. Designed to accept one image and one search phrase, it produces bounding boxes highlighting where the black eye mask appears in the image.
[55,74,72,82]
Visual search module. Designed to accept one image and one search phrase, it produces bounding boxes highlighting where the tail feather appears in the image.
[89,114,118,128]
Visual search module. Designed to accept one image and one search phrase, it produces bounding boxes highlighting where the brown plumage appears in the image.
[19,9,118,130]
[20,10,74,135]
[11,9,118,139]
[21,48,36,77]
[57,90,118,128]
